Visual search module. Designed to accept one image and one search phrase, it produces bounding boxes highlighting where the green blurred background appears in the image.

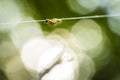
[0,0,120,80]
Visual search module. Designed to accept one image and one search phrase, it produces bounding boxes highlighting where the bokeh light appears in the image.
[71,19,102,50]
[68,0,100,14]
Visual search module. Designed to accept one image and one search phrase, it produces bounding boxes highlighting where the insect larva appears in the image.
[44,18,62,26]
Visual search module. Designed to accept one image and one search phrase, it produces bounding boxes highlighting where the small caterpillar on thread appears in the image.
[44,18,62,26]
[0,14,120,26]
